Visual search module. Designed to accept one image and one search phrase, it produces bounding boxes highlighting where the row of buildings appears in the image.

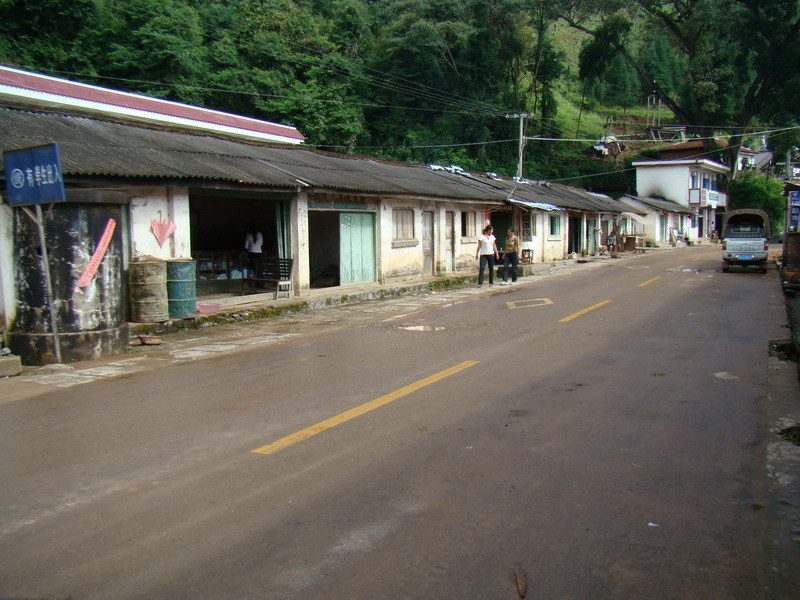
[0,66,732,364]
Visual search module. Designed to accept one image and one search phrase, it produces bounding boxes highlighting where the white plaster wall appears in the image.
[636,165,690,206]
[542,212,568,262]
[127,186,191,259]
[0,200,16,334]
[520,211,547,263]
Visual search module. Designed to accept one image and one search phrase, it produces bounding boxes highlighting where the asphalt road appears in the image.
[0,247,790,599]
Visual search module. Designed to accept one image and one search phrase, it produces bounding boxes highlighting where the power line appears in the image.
[310,138,517,151]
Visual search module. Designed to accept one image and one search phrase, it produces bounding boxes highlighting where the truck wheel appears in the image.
[760,262,768,273]
[721,261,729,273]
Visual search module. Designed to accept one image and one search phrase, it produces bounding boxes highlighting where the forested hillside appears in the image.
[1,0,798,189]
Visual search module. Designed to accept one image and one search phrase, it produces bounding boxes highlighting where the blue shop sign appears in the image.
[3,143,66,206]
[791,192,800,229]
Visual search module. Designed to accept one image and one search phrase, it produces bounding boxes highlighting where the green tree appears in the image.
[559,0,800,166]
[727,172,785,234]
[0,0,100,71]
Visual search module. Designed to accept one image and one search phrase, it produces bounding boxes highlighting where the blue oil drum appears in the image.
[166,259,197,318]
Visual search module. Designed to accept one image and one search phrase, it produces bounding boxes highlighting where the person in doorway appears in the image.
[244,222,263,276]
[502,228,520,285]
[476,225,499,287]
[607,232,617,253]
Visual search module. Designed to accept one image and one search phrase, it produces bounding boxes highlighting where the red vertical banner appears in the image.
[75,218,116,294]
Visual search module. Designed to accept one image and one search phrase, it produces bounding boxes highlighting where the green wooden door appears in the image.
[340,212,375,285]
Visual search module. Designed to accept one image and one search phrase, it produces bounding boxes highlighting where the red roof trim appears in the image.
[0,66,305,141]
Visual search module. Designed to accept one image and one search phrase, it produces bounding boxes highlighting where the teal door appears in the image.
[340,212,375,285]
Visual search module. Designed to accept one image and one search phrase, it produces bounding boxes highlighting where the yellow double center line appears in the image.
[252,360,479,455]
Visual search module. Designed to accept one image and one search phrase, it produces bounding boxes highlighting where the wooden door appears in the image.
[445,211,454,272]
[422,211,434,275]
[340,212,375,285]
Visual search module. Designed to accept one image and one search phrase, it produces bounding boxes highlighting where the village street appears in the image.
[0,246,797,599]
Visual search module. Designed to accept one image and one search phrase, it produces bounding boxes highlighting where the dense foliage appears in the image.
[0,0,797,187]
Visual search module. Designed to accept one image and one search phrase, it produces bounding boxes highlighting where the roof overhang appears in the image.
[508,198,562,211]
[0,66,305,145]
[621,211,649,225]
[631,158,730,175]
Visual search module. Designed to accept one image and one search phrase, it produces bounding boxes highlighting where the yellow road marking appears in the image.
[673,265,685,270]
[638,276,661,287]
[251,360,480,455]
[558,300,612,323]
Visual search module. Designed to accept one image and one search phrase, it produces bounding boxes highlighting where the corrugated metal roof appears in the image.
[0,107,507,201]
[508,199,561,211]
[457,174,622,213]
[0,106,622,212]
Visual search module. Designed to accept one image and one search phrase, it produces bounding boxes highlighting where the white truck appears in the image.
[721,209,770,273]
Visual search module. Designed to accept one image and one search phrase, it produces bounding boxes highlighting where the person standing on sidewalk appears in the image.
[502,228,520,285]
[476,225,499,287]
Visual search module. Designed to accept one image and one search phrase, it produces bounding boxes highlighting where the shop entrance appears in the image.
[189,190,291,295]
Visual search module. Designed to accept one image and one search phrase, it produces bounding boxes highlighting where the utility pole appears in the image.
[505,113,534,179]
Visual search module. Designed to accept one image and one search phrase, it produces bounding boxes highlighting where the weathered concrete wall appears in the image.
[8,201,128,365]
[0,200,15,338]
[784,232,800,277]
[378,199,486,282]
[128,186,191,259]
[292,190,310,293]
[379,200,421,282]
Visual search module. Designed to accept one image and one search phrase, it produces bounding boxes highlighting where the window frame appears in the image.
[392,208,417,248]
[460,211,477,239]
[549,214,562,237]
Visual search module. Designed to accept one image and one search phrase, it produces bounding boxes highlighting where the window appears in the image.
[461,211,476,237]
[393,209,414,240]
[521,213,534,240]
[549,215,561,236]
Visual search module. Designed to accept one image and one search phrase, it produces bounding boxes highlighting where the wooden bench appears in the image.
[242,257,293,298]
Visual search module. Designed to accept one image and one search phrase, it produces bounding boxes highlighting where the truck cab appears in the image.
[721,209,770,273]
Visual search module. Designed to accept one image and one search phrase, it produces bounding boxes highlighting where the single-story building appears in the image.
[1,67,621,365]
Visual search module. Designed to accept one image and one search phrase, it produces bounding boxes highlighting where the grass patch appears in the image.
[779,425,800,446]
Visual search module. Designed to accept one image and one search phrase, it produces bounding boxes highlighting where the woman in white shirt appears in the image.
[475,225,499,287]
[244,223,263,276]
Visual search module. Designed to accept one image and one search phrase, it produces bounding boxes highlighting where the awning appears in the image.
[622,211,648,225]
[509,198,562,211]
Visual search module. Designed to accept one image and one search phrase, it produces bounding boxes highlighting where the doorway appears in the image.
[309,211,376,288]
[445,211,454,271]
[568,215,583,254]
[422,211,434,275]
